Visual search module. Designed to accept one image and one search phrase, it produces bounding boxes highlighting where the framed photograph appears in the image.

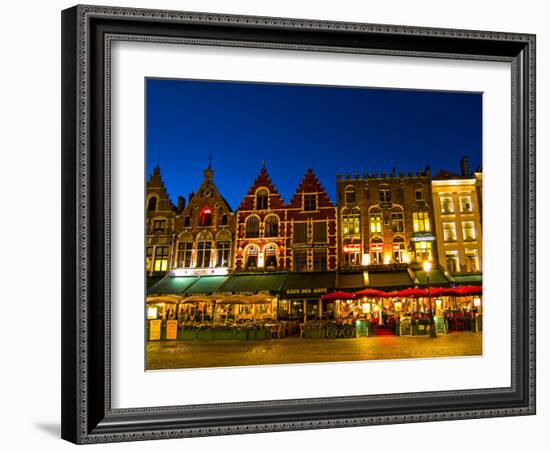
[61,4,536,444]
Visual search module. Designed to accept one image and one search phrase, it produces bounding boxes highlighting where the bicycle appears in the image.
[325,320,355,339]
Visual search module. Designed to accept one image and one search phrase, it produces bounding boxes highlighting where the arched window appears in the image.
[264,215,279,237]
[264,244,278,269]
[200,206,212,226]
[196,231,213,268]
[390,206,404,232]
[393,236,406,263]
[370,237,383,264]
[256,189,269,210]
[215,230,231,267]
[245,216,260,238]
[147,196,157,212]
[245,245,259,269]
[177,232,194,268]
[345,186,356,204]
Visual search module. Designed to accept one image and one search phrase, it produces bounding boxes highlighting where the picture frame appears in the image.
[61,4,536,444]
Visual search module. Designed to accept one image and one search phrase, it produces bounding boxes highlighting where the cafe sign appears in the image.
[410,232,436,242]
[285,287,328,295]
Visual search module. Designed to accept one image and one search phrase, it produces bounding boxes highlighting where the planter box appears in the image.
[255,328,268,340]
[197,329,214,341]
[247,329,257,340]
[233,329,248,341]
[213,329,232,340]
[179,328,197,341]
[305,328,325,339]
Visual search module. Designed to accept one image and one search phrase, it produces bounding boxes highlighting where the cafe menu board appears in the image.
[166,320,178,340]
[149,319,162,341]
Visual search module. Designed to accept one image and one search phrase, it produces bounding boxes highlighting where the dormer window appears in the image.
[256,189,269,210]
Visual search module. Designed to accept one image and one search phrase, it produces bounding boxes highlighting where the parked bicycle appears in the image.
[325,321,355,339]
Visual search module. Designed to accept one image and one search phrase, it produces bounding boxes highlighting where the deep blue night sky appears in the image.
[146,78,482,208]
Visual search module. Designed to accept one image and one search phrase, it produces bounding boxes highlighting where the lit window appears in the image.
[390,211,404,232]
[245,246,259,269]
[264,216,279,237]
[265,245,277,269]
[342,241,361,266]
[345,186,356,204]
[153,246,169,272]
[313,222,327,243]
[413,211,430,232]
[440,196,454,214]
[443,222,457,242]
[245,216,260,238]
[200,206,212,226]
[462,221,476,241]
[293,222,308,244]
[459,196,473,213]
[256,189,269,210]
[303,194,317,211]
[393,237,406,263]
[370,238,383,264]
[414,241,432,261]
[146,246,153,272]
[153,219,166,232]
[370,211,382,233]
[465,249,479,272]
[342,210,360,236]
[445,250,459,273]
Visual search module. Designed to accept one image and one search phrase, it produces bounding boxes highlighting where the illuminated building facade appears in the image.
[432,157,483,276]
[335,168,436,270]
[146,166,178,276]
[234,167,288,271]
[173,164,235,274]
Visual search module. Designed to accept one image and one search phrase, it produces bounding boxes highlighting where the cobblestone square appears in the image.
[146,332,482,370]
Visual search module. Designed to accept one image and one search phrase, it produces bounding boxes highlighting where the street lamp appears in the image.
[423,260,437,338]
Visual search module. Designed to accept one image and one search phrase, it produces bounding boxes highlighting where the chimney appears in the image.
[177,196,186,213]
[460,156,469,176]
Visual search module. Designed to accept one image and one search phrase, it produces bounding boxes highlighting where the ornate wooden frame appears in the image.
[61,5,536,444]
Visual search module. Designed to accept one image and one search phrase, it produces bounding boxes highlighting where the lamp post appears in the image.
[423,261,437,338]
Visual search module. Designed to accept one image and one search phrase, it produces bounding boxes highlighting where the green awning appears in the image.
[218,273,288,294]
[336,272,365,290]
[281,272,335,298]
[147,276,198,295]
[147,276,164,290]
[366,271,413,289]
[413,268,451,286]
[183,275,229,294]
[450,273,482,285]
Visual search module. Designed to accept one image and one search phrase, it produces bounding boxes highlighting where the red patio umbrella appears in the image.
[354,288,390,298]
[452,285,483,296]
[429,287,456,296]
[394,287,427,298]
[321,291,356,301]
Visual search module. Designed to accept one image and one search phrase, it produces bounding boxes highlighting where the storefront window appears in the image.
[415,241,432,261]
[370,239,383,264]
[342,241,361,266]
[393,237,405,263]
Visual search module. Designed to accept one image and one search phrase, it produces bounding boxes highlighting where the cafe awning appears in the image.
[281,272,335,298]
[147,276,164,290]
[218,273,288,294]
[450,273,483,285]
[412,268,451,286]
[147,276,199,295]
[365,270,413,290]
[335,272,365,291]
[182,275,229,294]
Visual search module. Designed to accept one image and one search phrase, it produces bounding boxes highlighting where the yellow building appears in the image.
[431,157,482,279]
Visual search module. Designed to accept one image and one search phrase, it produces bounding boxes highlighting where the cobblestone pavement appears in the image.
[146,332,482,370]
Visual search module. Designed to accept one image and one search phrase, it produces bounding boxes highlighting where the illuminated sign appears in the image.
[411,233,436,242]
[286,288,328,295]
[149,319,162,341]
[166,320,178,340]
[343,244,361,253]
[170,267,229,276]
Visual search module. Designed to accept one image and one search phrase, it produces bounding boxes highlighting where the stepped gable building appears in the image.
[336,167,436,270]
[431,156,482,277]
[286,169,338,271]
[174,164,235,271]
[234,166,287,271]
[146,166,178,277]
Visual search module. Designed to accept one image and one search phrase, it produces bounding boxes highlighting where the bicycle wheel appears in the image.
[343,325,355,338]
[326,325,338,339]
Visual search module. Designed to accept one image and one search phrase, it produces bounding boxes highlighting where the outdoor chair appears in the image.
[270,324,283,339]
